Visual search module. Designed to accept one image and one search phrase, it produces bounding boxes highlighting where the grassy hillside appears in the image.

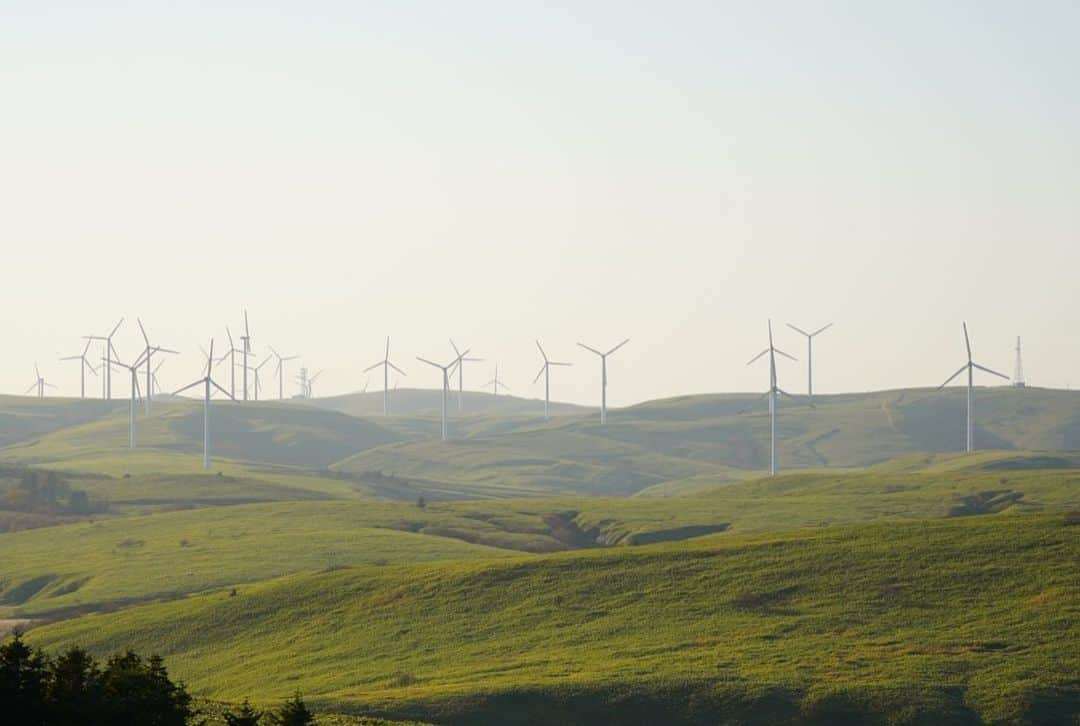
[0,398,404,470]
[309,388,589,421]
[25,514,1079,724]
[0,395,119,448]
[0,501,524,618]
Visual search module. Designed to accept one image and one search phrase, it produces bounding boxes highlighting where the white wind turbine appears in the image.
[240,311,253,401]
[577,339,629,425]
[417,352,465,441]
[785,322,832,403]
[137,318,179,415]
[84,317,124,400]
[938,322,1009,453]
[268,346,299,400]
[60,340,98,399]
[304,369,323,399]
[747,320,799,476]
[218,326,245,399]
[449,339,483,412]
[533,340,572,422]
[107,353,147,449]
[26,364,56,399]
[252,354,273,401]
[364,337,406,416]
[484,364,510,396]
[174,340,235,470]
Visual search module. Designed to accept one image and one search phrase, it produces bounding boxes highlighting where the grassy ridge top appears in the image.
[25,514,1079,724]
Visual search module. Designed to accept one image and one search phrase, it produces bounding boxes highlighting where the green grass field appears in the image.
[25,513,1079,724]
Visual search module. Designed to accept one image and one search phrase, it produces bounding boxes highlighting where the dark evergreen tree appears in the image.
[0,632,49,724]
[224,699,263,726]
[272,691,316,726]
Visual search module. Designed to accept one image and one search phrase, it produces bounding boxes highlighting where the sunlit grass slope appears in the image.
[26,514,1079,724]
[0,501,520,618]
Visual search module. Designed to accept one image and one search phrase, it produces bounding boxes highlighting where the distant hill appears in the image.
[306,388,591,420]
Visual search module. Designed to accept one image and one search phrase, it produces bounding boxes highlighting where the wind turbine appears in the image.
[217,326,245,399]
[137,318,179,415]
[449,339,483,412]
[364,337,406,416]
[26,364,56,399]
[268,346,299,400]
[484,364,510,396]
[577,339,629,424]
[174,340,235,470]
[107,353,146,449]
[84,317,124,399]
[786,322,832,403]
[60,340,98,399]
[303,369,323,398]
[239,310,252,402]
[938,322,1009,453]
[747,320,799,476]
[417,353,464,441]
[533,340,572,422]
[252,354,273,401]
[151,360,166,395]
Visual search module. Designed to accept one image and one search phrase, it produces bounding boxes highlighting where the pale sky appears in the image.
[2,1,1077,406]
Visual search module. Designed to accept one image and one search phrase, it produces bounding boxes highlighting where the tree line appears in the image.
[1,633,314,725]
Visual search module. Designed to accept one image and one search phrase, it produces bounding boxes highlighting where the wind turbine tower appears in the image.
[269,346,299,400]
[938,322,1009,453]
[108,353,147,449]
[60,340,98,399]
[577,339,629,425]
[26,364,56,399]
[449,339,483,412]
[485,364,510,396]
[533,340,572,421]
[747,320,799,476]
[174,340,235,470]
[84,318,124,400]
[417,353,465,441]
[364,337,406,416]
[785,322,832,402]
[1012,337,1026,388]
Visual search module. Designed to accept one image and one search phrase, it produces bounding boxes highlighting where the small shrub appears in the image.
[390,671,418,687]
[179,539,191,548]
[1064,510,1080,527]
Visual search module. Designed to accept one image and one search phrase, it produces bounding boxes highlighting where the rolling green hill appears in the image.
[25,513,1079,724]
[309,388,590,421]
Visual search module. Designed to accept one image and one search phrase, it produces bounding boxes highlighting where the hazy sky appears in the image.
[2,1,1077,406]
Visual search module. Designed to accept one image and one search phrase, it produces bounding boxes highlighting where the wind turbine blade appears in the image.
[385,336,390,359]
[416,356,443,370]
[244,310,250,338]
[786,323,811,337]
[86,361,99,376]
[533,365,545,384]
[606,338,630,356]
[577,342,603,357]
[137,318,149,347]
[156,347,181,355]
[82,338,93,356]
[962,322,972,361]
[535,340,548,362]
[174,379,204,396]
[25,383,37,394]
[774,348,798,362]
[746,348,769,366]
[449,338,461,358]
[109,317,124,338]
[768,319,774,347]
[206,339,215,377]
[153,360,165,373]
[363,361,383,373]
[812,322,834,337]
[44,382,57,389]
[226,326,235,348]
[35,363,41,378]
[60,356,81,361]
[973,362,1009,380]
[388,362,407,376]
[210,379,234,400]
[938,364,968,390]
[309,370,323,383]
[269,344,280,359]
[550,361,572,367]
